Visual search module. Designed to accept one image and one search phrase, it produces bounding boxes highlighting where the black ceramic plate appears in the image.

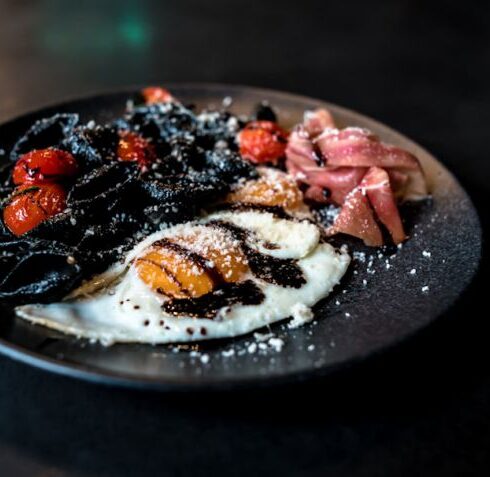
[0,84,482,390]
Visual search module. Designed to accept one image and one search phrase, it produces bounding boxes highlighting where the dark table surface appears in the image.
[0,1,488,475]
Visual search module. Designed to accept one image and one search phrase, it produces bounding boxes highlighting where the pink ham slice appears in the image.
[327,187,383,247]
[285,128,318,169]
[361,167,406,244]
[284,116,428,247]
[303,109,336,137]
[300,166,367,205]
[286,129,368,204]
[315,127,420,170]
[304,185,329,203]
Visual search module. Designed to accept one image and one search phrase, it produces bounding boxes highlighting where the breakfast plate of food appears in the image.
[0,84,481,389]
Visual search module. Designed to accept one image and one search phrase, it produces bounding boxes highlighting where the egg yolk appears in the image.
[135,229,248,298]
[228,171,303,210]
[177,227,248,283]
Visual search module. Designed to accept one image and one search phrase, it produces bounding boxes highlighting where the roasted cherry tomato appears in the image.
[13,148,78,185]
[141,87,173,104]
[238,121,289,164]
[117,131,157,171]
[3,184,67,236]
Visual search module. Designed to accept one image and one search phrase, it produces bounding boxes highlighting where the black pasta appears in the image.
[10,113,79,162]
[67,162,141,218]
[0,238,83,303]
[0,97,256,303]
[118,102,197,145]
[65,124,120,171]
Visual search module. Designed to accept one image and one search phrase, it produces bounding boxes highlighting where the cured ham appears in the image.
[360,167,406,244]
[303,109,335,137]
[315,127,420,170]
[285,108,427,246]
[285,128,317,169]
[297,166,368,205]
[326,187,383,247]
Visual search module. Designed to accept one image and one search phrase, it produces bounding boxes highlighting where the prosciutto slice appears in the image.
[303,109,336,137]
[299,167,367,205]
[361,167,406,244]
[327,187,383,247]
[315,127,420,170]
[304,185,329,203]
[285,128,318,169]
[286,129,368,204]
[285,107,428,246]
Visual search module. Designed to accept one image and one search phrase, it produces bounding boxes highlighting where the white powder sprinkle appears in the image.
[288,303,314,329]
[353,251,366,262]
[254,332,274,342]
[421,286,429,293]
[247,343,257,354]
[410,268,417,275]
[268,337,285,352]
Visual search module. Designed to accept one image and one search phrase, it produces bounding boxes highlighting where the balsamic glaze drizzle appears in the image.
[208,220,306,289]
[158,215,306,319]
[151,238,223,285]
[162,280,265,319]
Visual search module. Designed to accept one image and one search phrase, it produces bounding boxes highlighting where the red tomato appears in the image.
[141,87,173,104]
[117,131,157,171]
[13,148,78,185]
[238,121,289,164]
[3,184,67,236]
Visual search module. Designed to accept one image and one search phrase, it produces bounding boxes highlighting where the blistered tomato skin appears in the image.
[117,132,157,171]
[3,184,67,236]
[13,148,78,185]
[238,121,289,164]
[141,87,173,104]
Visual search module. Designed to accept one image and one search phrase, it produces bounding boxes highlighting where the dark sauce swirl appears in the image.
[158,215,306,319]
[152,238,223,283]
[162,280,265,319]
[208,220,306,289]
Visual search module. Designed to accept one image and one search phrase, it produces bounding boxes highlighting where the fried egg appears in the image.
[16,208,350,345]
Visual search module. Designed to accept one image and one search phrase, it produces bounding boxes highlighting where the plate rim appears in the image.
[0,82,482,391]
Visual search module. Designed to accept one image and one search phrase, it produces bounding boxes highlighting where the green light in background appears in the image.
[39,2,153,57]
[118,15,151,48]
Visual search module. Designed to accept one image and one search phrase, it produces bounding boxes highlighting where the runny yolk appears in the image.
[227,172,303,210]
[135,247,215,299]
[177,228,249,284]
[134,229,248,299]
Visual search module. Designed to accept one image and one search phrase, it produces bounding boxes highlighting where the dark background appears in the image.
[0,0,488,475]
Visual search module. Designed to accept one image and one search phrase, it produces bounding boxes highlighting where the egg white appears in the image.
[16,210,350,345]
